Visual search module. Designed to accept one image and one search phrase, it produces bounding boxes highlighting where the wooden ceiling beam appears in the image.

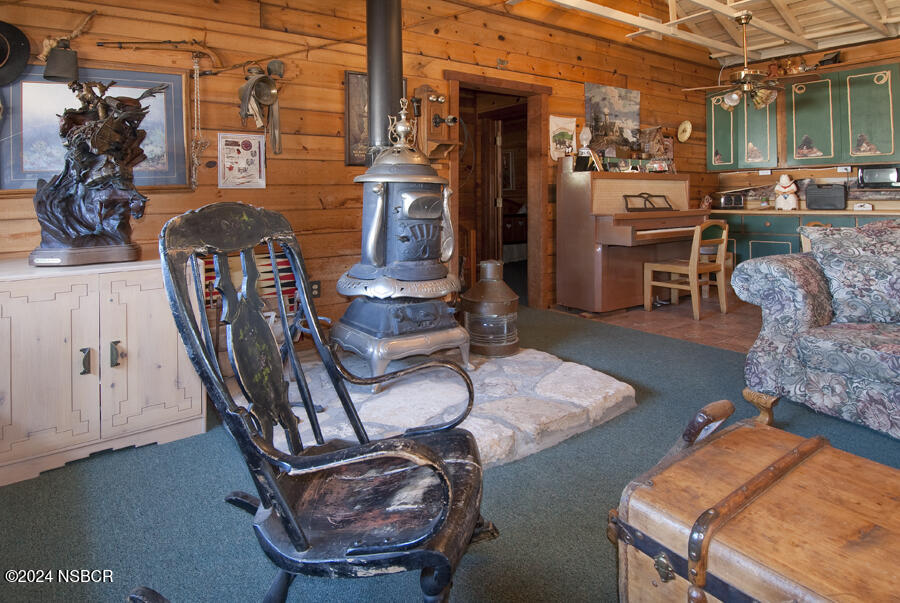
[870,0,889,21]
[669,10,713,25]
[822,0,890,36]
[769,0,805,36]
[715,13,745,45]
[545,0,751,57]
[681,0,819,49]
[627,9,712,39]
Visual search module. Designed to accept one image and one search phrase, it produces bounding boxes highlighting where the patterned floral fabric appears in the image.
[804,370,900,438]
[800,219,900,323]
[797,322,900,384]
[732,248,900,440]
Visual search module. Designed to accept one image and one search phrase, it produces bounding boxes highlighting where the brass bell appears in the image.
[44,38,79,82]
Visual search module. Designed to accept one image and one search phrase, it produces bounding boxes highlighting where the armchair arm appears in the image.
[330,347,475,436]
[253,435,453,555]
[731,253,833,337]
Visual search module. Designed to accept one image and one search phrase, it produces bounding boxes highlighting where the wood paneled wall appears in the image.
[2,0,720,313]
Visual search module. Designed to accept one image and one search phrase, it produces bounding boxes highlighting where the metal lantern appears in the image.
[460,260,519,357]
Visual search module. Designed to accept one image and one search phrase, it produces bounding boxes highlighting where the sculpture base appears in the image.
[29,244,139,267]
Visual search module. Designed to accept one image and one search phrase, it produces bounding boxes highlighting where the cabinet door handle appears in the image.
[80,347,91,375]
[764,221,772,227]
[109,340,121,367]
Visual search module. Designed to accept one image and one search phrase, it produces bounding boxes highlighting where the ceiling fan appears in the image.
[683,11,807,109]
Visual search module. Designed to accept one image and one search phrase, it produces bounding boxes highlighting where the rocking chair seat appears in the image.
[255,428,484,577]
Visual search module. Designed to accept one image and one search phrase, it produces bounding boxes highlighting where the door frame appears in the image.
[445,70,552,308]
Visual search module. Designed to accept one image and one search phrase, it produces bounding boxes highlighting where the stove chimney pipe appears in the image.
[366,0,404,166]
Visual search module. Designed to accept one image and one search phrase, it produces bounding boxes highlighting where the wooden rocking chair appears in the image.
[159,202,497,602]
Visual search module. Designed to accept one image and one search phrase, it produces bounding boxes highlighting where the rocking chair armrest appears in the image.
[253,436,454,555]
[331,349,475,435]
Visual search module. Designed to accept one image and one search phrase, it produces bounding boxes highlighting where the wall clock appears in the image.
[677,120,693,143]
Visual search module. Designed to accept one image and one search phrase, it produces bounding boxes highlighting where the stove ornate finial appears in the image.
[388,98,417,148]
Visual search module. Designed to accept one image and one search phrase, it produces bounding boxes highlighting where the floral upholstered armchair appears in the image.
[731,219,900,439]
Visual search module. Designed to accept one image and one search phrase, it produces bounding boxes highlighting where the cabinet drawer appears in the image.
[748,235,802,258]
[743,215,800,235]
[802,215,856,228]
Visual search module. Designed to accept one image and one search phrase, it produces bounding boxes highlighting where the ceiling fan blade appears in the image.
[760,82,785,90]
[682,84,732,92]
[769,73,820,83]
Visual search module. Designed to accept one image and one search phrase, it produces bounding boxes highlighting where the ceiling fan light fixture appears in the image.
[723,90,742,107]
[751,88,778,109]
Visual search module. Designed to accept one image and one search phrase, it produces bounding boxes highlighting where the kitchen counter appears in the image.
[711,208,900,216]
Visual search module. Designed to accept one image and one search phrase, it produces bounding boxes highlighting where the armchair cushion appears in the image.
[797,322,900,383]
[800,219,900,324]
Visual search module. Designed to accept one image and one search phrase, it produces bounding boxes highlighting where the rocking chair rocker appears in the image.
[159,202,497,602]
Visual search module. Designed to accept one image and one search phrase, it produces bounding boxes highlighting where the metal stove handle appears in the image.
[440,186,454,263]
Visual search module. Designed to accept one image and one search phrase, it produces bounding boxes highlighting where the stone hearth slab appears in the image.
[275,348,635,467]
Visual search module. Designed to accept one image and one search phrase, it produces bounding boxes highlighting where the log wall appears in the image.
[2,0,721,313]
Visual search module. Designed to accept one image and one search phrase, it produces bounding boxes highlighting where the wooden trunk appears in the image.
[611,410,900,602]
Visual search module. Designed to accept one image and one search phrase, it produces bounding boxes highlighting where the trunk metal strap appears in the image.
[608,509,754,603]
[687,435,828,600]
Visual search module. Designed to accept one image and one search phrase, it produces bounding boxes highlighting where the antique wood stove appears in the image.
[333,100,468,375]
[332,0,467,375]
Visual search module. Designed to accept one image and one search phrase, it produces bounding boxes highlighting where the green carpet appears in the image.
[1,307,897,602]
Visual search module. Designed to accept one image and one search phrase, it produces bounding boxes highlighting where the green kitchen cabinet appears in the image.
[712,213,802,264]
[786,63,900,166]
[707,93,777,171]
[841,64,900,163]
[786,78,838,165]
[707,94,738,170]
[801,215,856,228]
[711,212,899,265]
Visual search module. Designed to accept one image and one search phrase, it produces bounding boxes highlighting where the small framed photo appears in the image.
[344,71,408,166]
[344,71,369,166]
[218,133,266,188]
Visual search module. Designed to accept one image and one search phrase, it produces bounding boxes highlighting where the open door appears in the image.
[480,118,503,261]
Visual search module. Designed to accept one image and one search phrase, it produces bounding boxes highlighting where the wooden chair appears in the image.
[800,220,828,252]
[643,220,729,321]
[159,202,497,603]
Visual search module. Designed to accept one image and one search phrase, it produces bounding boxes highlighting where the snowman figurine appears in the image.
[774,174,799,211]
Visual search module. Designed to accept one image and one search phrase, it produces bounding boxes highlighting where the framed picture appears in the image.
[344,71,408,166]
[502,150,515,190]
[0,64,188,190]
[218,133,266,189]
[345,71,369,166]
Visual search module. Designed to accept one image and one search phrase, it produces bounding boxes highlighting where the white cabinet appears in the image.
[0,260,205,485]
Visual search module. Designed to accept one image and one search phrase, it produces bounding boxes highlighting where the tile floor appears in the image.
[555,290,761,354]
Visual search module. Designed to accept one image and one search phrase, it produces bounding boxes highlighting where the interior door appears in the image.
[480,118,503,261]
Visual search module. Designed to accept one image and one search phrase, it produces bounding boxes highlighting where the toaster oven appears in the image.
[857,165,900,188]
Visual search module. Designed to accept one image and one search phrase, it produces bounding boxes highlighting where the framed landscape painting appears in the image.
[0,64,188,190]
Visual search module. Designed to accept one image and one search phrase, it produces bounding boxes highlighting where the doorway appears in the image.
[461,91,529,302]
[446,71,550,308]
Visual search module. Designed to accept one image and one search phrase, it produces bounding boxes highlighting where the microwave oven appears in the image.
[857,165,900,188]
